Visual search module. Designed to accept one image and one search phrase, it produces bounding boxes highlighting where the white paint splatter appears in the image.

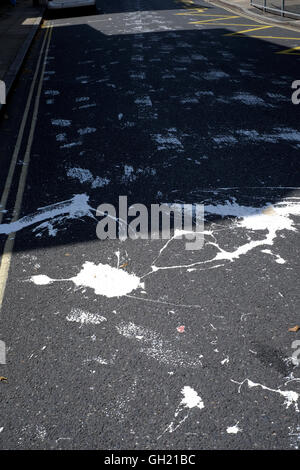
[227,423,242,434]
[159,386,204,438]
[31,262,144,298]
[232,378,300,412]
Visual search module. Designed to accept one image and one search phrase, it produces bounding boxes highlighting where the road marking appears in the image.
[276,46,300,55]
[0,30,49,227]
[225,25,273,36]
[0,26,53,311]
[190,15,240,23]
[250,35,300,40]
[190,22,271,26]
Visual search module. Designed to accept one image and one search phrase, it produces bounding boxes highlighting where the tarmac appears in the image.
[0,0,299,114]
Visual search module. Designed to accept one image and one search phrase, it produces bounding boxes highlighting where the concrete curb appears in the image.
[208,0,300,31]
[0,7,45,114]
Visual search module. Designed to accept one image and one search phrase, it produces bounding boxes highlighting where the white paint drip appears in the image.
[159,386,204,438]
[232,378,300,412]
[146,197,300,276]
[31,262,144,298]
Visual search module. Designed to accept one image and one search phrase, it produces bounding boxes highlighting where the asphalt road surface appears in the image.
[0,0,300,450]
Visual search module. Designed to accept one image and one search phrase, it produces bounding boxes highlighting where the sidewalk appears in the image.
[209,0,300,30]
[0,0,44,110]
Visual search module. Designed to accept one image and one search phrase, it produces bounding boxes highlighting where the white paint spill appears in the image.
[232,378,300,412]
[180,386,204,410]
[203,70,229,80]
[213,136,237,145]
[232,93,266,106]
[60,142,82,149]
[56,133,66,142]
[236,128,300,144]
[227,423,242,434]
[77,127,96,135]
[147,197,300,276]
[67,167,110,189]
[159,386,204,438]
[66,308,107,325]
[51,119,71,127]
[153,133,183,149]
[31,262,144,298]
[44,90,59,96]
[135,96,152,106]
[0,194,94,236]
[75,96,90,102]
[203,199,300,263]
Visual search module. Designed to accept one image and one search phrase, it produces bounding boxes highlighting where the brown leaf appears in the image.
[0,377,7,382]
[120,262,128,269]
[288,325,300,332]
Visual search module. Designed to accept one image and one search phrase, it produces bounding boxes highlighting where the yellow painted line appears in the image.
[250,35,300,40]
[276,46,300,55]
[175,10,207,14]
[0,26,53,311]
[225,25,273,36]
[190,15,240,23]
[190,22,270,26]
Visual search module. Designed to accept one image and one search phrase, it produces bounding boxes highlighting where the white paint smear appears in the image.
[232,93,266,106]
[116,322,202,368]
[66,308,107,325]
[67,167,110,189]
[31,262,144,298]
[0,194,94,236]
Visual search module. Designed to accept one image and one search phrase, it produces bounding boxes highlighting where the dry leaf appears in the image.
[288,325,300,332]
[120,262,128,269]
[0,377,7,382]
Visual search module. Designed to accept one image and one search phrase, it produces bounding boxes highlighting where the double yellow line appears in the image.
[0,24,53,310]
